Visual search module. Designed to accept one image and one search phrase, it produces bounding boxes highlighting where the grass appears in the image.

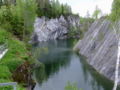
[0,28,29,90]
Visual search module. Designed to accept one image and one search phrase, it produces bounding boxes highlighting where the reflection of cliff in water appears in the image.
[33,63,46,84]
[33,39,120,90]
[33,39,77,84]
[79,55,120,90]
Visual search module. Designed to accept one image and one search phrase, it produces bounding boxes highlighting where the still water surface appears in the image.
[33,39,119,90]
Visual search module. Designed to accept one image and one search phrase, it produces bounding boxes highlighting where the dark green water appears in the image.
[33,39,119,90]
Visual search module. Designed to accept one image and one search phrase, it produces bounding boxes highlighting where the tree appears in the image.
[16,0,37,40]
[36,0,49,9]
[36,0,51,17]
[92,5,101,19]
[50,0,71,17]
[35,0,72,18]
[0,0,3,7]
[111,0,120,21]
[62,4,72,15]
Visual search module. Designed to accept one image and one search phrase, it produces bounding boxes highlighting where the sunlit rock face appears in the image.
[32,15,80,42]
[0,45,8,60]
[74,18,120,83]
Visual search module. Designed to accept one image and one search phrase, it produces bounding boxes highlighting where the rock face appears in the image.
[74,18,120,83]
[0,45,8,60]
[32,15,80,42]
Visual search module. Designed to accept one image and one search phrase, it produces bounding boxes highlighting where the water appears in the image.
[33,39,119,90]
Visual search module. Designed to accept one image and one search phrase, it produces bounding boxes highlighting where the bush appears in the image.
[65,82,82,90]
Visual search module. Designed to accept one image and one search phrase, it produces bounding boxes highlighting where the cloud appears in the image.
[58,0,113,17]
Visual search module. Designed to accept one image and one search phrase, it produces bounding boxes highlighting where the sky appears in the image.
[58,0,113,17]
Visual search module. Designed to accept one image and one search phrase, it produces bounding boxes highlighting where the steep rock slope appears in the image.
[32,15,80,42]
[74,18,120,83]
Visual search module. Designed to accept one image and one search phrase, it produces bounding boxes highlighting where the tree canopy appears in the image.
[92,6,101,19]
[111,0,120,21]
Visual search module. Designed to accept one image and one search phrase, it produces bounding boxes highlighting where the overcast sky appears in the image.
[58,0,113,17]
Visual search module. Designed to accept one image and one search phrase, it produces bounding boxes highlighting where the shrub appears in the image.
[65,82,82,90]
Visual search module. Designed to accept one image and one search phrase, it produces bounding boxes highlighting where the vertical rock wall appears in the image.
[74,18,120,83]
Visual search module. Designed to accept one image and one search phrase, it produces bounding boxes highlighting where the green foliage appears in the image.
[36,0,72,18]
[68,26,78,37]
[92,6,101,19]
[0,0,72,40]
[0,1,37,89]
[0,79,13,90]
[0,65,11,79]
[0,30,29,72]
[50,0,71,17]
[110,0,120,21]
[0,79,12,90]
[16,0,37,40]
[68,17,94,38]
[0,78,25,90]
[0,5,24,39]
[0,0,37,40]
[80,17,94,24]
[0,28,10,44]
[65,82,82,90]
[0,29,30,89]
[0,29,29,89]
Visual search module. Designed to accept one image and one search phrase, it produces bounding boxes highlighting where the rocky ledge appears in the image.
[74,18,120,83]
[31,15,80,42]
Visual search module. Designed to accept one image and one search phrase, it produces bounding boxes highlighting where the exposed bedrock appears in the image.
[31,15,81,42]
[74,18,120,83]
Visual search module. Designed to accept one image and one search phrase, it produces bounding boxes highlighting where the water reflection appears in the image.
[33,39,120,90]
[33,39,74,84]
[79,55,117,90]
[33,63,47,84]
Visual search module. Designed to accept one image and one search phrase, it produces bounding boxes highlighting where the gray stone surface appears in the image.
[74,18,120,83]
[0,45,8,60]
[31,15,80,42]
